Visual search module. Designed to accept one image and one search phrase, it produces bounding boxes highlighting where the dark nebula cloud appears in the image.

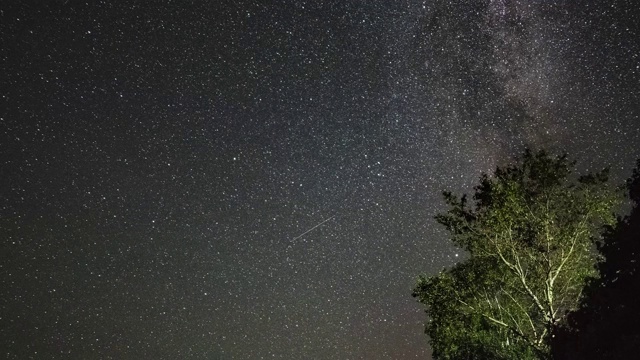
[1,0,638,359]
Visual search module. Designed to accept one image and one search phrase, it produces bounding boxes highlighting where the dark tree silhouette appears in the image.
[553,160,640,359]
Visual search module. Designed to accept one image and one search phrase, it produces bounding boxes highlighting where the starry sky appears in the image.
[1,0,639,359]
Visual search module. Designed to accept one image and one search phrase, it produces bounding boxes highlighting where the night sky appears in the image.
[1,1,639,359]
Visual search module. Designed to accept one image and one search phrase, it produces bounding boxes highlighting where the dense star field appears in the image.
[1,1,639,359]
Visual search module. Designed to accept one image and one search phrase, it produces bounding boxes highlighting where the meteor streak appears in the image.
[292,215,335,240]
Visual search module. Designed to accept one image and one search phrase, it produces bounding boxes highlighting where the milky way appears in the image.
[1,1,639,359]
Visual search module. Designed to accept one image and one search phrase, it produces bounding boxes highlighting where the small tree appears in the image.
[413,149,620,359]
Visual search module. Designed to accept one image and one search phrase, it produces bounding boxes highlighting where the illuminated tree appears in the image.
[553,159,640,359]
[413,149,619,359]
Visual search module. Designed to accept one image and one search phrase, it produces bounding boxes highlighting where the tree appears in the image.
[553,159,640,359]
[413,149,620,359]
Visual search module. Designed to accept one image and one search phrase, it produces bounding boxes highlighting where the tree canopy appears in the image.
[413,149,620,359]
[552,159,640,359]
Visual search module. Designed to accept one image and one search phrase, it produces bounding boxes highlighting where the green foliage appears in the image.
[413,149,620,360]
[553,159,640,359]
[414,257,539,360]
